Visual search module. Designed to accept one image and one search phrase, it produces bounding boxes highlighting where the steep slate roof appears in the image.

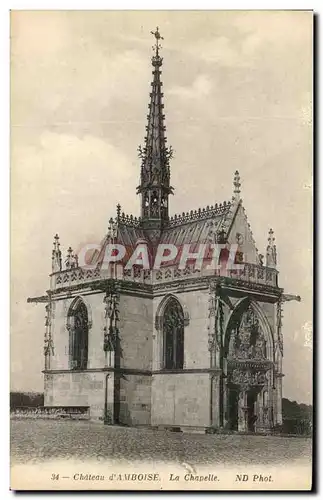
[93,198,241,269]
[161,202,232,246]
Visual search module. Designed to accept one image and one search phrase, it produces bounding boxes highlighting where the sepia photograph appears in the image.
[10,10,313,491]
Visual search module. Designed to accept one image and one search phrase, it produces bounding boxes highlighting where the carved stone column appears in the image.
[66,324,75,370]
[222,359,229,428]
[210,373,221,427]
[255,389,264,432]
[207,284,222,428]
[207,286,219,369]
[153,314,163,371]
[238,390,248,432]
[104,372,114,425]
[275,373,283,425]
[103,282,120,369]
[102,283,121,424]
[276,298,284,356]
[267,368,275,428]
[44,301,54,370]
[275,299,284,428]
[262,389,270,430]
[274,296,284,428]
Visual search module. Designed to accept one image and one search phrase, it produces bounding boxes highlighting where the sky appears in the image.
[10,10,312,403]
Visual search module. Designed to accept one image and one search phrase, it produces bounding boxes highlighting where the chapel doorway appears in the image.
[228,388,239,431]
[247,390,257,432]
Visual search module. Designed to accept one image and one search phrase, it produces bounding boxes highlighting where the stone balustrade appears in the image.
[51,262,278,290]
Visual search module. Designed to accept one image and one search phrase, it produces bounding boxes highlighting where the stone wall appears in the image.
[151,373,210,428]
[119,294,153,370]
[44,278,281,429]
[150,289,211,428]
[118,374,151,426]
[44,371,114,420]
[117,294,153,425]
[50,291,106,371]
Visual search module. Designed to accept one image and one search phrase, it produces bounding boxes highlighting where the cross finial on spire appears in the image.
[53,233,60,251]
[233,170,241,201]
[151,26,164,56]
[268,228,275,246]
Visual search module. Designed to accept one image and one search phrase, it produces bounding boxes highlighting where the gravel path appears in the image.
[11,419,312,467]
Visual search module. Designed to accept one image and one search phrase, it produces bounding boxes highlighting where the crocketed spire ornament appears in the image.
[51,234,62,273]
[233,170,241,201]
[137,27,174,227]
[107,217,118,242]
[266,228,277,268]
[65,247,73,270]
[65,246,78,270]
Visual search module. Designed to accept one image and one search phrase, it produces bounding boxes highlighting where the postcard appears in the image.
[10,10,313,491]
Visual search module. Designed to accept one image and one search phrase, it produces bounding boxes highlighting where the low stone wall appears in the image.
[10,406,90,420]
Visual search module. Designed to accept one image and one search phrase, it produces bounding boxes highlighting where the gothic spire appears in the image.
[137,27,174,227]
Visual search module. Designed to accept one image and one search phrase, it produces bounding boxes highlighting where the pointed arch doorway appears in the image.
[224,301,274,433]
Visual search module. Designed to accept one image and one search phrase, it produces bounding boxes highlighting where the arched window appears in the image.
[151,190,159,216]
[68,299,89,370]
[163,298,184,369]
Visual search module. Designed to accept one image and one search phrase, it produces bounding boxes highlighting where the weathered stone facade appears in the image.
[28,28,300,433]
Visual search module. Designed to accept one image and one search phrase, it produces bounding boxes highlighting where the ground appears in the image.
[11,419,312,467]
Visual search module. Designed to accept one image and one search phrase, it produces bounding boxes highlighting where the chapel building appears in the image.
[28,28,300,433]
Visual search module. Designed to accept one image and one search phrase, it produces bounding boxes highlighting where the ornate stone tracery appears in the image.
[276,297,284,355]
[224,303,273,431]
[44,301,54,369]
[207,291,218,353]
[207,286,225,355]
[226,305,271,396]
[228,307,267,362]
[229,369,267,391]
